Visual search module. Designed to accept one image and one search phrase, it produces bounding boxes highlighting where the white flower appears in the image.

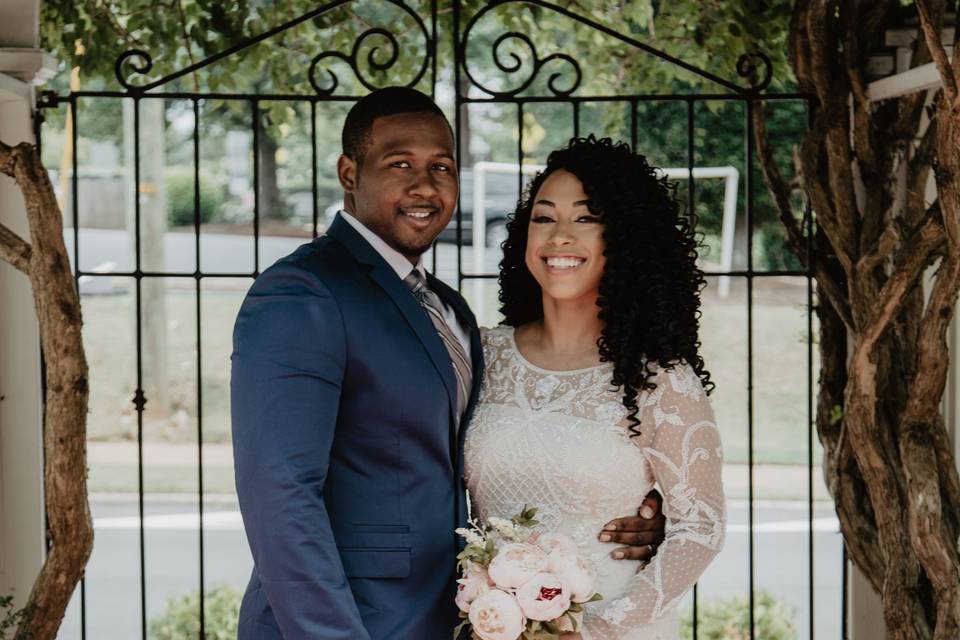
[488,543,549,589]
[488,517,523,540]
[515,572,572,621]
[456,527,485,547]
[468,589,527,640]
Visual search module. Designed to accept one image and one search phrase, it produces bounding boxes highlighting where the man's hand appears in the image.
[597,489,666,566]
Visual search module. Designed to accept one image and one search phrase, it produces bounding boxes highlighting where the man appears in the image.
[231,87,665,639]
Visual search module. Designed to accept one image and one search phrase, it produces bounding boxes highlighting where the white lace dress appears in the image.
[464,326,725,640]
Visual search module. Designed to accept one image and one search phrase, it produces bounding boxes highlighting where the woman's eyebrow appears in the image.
[533,199,591,207]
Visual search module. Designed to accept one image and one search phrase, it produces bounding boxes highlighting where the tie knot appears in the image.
[403,269,427,294]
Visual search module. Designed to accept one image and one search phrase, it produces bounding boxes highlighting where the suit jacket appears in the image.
[231,214,483,639]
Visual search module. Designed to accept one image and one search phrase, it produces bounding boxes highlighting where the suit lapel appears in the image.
[328,217,458,418]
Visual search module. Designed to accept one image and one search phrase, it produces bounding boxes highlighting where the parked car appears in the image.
[319,168,521,247]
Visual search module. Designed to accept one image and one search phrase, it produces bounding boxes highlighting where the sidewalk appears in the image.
[88,441,833,502]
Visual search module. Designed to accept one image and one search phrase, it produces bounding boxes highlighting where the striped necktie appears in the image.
[403,270,471,424]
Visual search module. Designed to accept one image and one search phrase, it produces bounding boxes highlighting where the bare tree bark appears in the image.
[751,1,960,637]
[0,140,93,640]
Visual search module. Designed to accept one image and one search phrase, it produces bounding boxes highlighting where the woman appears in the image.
[464,136,725,639]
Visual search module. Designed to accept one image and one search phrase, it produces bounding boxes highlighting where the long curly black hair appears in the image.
[498,135,714,435]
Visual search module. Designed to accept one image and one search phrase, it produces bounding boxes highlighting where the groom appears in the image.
[231,87,665,639]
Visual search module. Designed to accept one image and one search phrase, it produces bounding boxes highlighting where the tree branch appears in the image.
[907,116,938,227]
[175,0,201,92]
[1,138,92,640]
[0,222,32,274]
[858,221,900,273]
[752,99,854,329]
[798,115,855,278]
[900,255,960,637]
[863,209,945,347]
[916,0,958,102]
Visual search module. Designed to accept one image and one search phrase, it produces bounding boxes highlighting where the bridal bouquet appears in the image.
[454,507,601,640]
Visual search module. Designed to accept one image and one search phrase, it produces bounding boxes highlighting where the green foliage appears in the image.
[165,167,225,227]
[41,2,805,269]
[148,585,241,640]
[757,225,804,271]
[680,590,797,640]
[459,0,794,97]
[0,595,30,640]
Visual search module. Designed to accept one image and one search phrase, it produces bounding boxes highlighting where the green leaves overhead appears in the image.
[41,0,433,96]
[42,1,794,98]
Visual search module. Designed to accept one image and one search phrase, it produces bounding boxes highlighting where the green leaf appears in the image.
[453,618,470,639]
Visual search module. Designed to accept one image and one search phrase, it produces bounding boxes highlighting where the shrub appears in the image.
[681,589,797,640]
[0,595,29,640]
[756,224,804,272]
[149,585,241,640]
[166,168,225,228]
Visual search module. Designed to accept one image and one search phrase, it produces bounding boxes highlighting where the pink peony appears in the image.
[487,543,548,589]
[455,562,492,613]
[515,572,572,621]
[537,533,579,568]
[468,589,527,640]
[537,533,578,573]
[550,554,597,603]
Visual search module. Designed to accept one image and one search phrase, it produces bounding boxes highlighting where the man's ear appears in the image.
[337,154,357,192]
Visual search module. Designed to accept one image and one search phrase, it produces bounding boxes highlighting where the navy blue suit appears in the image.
[231,214,482,639]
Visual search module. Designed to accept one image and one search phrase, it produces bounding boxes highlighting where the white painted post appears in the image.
[0,0,53,615]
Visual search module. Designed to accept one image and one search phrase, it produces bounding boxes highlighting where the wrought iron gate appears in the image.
[36,1,830,638]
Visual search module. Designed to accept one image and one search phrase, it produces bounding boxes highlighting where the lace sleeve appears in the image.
[581,362,725,639]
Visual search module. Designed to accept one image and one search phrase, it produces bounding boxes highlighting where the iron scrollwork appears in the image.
[110,0,432,96]
[308,17,431,97]
[736,52,774,93]
[115,49,155,91]
[461,5,582,98]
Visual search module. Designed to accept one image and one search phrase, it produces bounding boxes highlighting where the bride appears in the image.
[464,136,725,639]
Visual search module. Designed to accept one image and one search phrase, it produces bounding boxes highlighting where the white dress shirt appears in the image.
[338,210,473,366]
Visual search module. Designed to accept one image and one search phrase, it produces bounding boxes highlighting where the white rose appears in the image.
[515,572,572,621]
[468,589,527,640]
[550,554,597,603]
[456,562,492,613]
[488,543,549,589]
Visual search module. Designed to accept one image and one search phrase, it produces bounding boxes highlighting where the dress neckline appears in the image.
[505,325,609,375]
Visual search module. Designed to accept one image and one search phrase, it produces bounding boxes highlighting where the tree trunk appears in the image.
[751,2,960,636]
[258,116,286,220]
[0,140,93,640]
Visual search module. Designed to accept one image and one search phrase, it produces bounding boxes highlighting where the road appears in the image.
[56,497,843,639]
[67,227,498,284]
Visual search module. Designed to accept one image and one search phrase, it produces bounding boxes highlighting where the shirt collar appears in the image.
[338,209,425,281]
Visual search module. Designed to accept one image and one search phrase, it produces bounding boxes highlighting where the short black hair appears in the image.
[341,86,450,163]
